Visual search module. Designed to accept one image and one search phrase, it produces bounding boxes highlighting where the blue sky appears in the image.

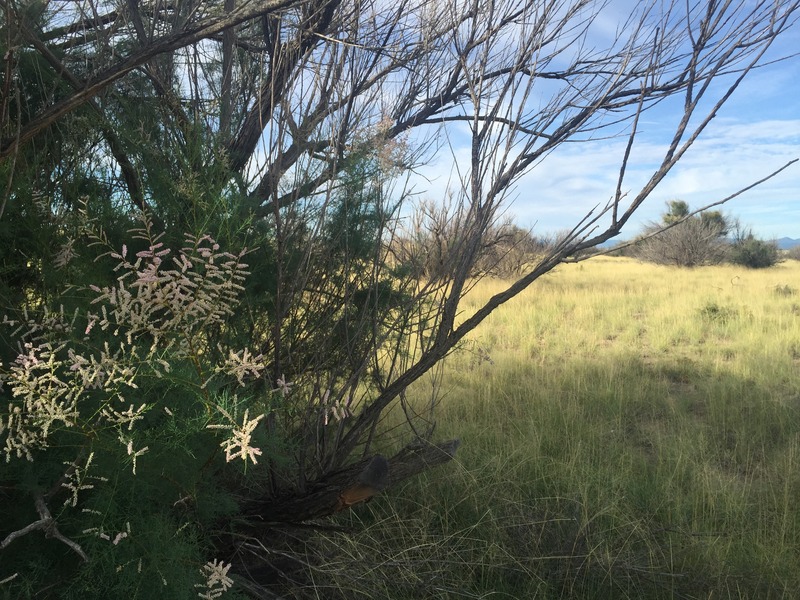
[411,14,800,242]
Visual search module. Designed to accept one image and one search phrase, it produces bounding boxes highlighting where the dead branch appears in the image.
[1,495,88,562]
[245,439,460,522]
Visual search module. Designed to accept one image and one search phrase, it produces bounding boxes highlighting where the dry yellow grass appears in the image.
[332,257,800,599]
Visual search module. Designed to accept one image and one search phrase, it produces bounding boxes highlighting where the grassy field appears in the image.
[320,257,800,599]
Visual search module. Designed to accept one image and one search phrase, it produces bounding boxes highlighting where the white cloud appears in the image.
[409,114,799,241]
[504,113,800,237]
[401,1,800,241]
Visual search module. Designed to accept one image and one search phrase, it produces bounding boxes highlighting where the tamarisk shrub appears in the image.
[0,212,279,599]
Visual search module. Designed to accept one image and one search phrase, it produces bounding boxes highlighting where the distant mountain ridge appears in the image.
[776,237,800,250]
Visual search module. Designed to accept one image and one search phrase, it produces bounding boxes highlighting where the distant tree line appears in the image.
[389,202,557,280]
[391,199,786,278]
[786,245,800,261]
[615,200,782,268]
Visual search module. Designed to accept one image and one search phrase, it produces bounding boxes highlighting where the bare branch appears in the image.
[0,0,303,160]
[1,496,88,562]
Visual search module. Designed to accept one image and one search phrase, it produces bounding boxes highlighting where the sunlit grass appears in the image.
[325,257,800,598]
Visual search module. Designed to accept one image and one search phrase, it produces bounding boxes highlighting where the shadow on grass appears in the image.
[268,354,800,599]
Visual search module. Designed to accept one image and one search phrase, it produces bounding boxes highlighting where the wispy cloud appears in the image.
[412,114,799,241]
[406,12,800,242]
[514,117,799,239]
